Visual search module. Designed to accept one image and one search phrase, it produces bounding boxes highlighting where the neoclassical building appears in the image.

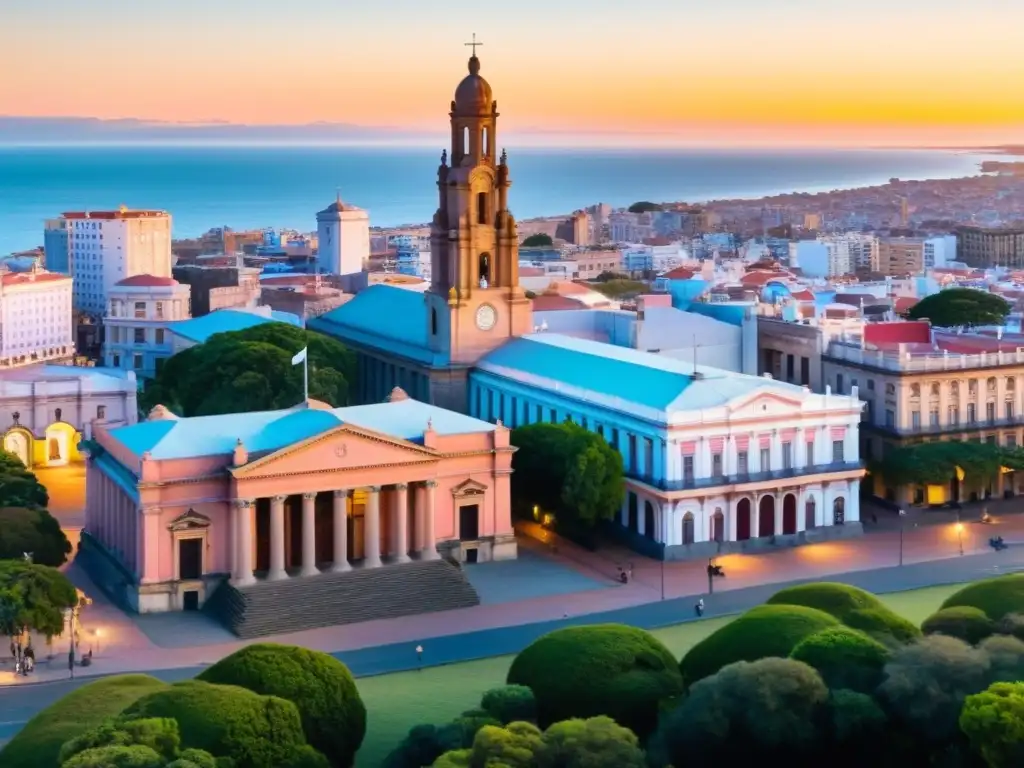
[82,389,515,613]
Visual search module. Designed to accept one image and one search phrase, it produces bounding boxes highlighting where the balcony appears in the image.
[627,461,865,492]
[825,343,1024,373]
[864,415,1024,438]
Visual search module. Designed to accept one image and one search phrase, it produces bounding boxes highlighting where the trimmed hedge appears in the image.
[506,623,683,738]
[61,745,164,768]
[789,627,890,693]
[479,685,537,725]
[922,606,996,645]
[941,574,1024,621]
[198,642,365,767]
[680,604,840,686]
[767,582,920,644]
[121,680,310,768]
[0,674,169,768]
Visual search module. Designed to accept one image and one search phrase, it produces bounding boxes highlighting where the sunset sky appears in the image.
[3,0,1023,146]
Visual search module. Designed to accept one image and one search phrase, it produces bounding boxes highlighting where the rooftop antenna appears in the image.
[692,333,699,376]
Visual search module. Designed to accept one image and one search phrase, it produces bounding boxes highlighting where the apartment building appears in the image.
[0,264,75,369]
[102,275,191,378]
[957,226,1024,269]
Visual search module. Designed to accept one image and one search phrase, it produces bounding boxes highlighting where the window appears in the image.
[806,441,815,465]
[643,438,654,476]
[113,354,120,367]
[580,416,588,430]
[549,408,556,422]
[535,404,542,423]
[1007,434,1018,448]
[782,442,793,469]
[462,126,470,153]
[910,383,920,397]
[682,513,695,545]
[134,301,145,319]
[968,403,977,424]
[628,435,637,472]
[911,410,921,428]
[477,193,488,225]
[596,424,604,438]
[987,402,996,423]
[930,408,940,426]
[868,380,875,391]
[155,328,165,345]
[683,456,695,484]
[134,328,145,344]
[969,380,977,396]
[481,126,489,155]
[885,409,895,427]
[988,377,997,392]
[1007,401,1016,420]
[612,427,619,448]
[832,440,845,463]
[97,405,106,419]
[155,301,164,319]
[430,308,438,336]
[737,451,748,475]
[932,382,941,396]
[133,354,143,370]
[885,383,896,396]
[949,406,960,426]
[711,452,723,478]
[760,447,770,471]
[786,354,794,381]
[1008,377,1016,391]
[510,397,518,428]
[800,357,810,386]
[987,435,997,445]
[836,374,844,393]
[54,407,62,422]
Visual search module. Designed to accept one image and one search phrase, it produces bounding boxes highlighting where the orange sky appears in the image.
[2,1,1023,146]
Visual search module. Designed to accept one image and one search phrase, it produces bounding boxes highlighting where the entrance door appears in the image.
[3,432,29,466]
[182,590,200,611]
[459,504,480,541]
[178,538,203,581]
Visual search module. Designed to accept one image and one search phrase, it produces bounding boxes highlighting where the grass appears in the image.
[0,674,168,768]
[352,583,962,766]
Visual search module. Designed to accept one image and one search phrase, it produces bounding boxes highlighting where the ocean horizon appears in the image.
[0,145,998,255]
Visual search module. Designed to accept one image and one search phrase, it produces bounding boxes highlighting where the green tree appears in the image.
[0,560,77,638]
[789,627,890,693]
[875,439,1006,488]
[0,507,72,567]
[922,606,997,645]
[383,712,501,768]
[627,201,662,214]
[537,717,644,768]
[960,682,1024,768]
[0,450,50,508]
[198,642,366,768]
[522,233,553,247]
[906,287,1010,328]
[510,422,624,532]
[480,686,537,725]
[142,323,356,417]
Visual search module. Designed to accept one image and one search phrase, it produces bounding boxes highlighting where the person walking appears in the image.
[695,598,705,617]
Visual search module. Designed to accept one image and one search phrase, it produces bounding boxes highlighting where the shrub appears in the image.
[942,574,1024,621]
[166,750,219,768]
[960,681,1024,768]
[506,623,682,738]
[540,716,645,767]
[61,745,164,768]
[997,612,1024,641]
[121,680,311,768]
[0,674,168,768]
[679,604,839,686]
[198,642,365,767]
[827,689,889,764]
[650,658,829,768]
[60,718,180,764]
[789,627,890,693]
[767,582,920,645]
[978,634,1024,682]
[922,606,996,645]
[480,685,537,725]
[382,713,501,768]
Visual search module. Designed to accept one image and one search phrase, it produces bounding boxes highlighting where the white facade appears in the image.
[0,265,75,369]
[791,234,878,277]
[62,209,173,317]
[102,275,192,378]
[316,199,370,276]
[924,235,957,269]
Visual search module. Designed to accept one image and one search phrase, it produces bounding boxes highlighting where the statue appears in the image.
[440,149,447,166]
[479,276,488,289]
[500,148,507,165]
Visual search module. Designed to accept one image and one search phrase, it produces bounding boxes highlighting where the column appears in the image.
[775,492,784,534]
[268,495,288,580]
[364,486,382,568]
[332,490,351,572]
[421,480,439,559]
[234,499,255,586]
[228,495,237,579]
[300,492,318,577]
[393,483,411,563]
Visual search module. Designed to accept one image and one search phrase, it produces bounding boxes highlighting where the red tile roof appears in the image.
[532,295,586,311]
[62,210,168,220]
[115,274,178,287]
[893,296,920,313]
[741,270,794,287]
[1,271,69,286]
[790,289,815,301]
[662,267,695,280]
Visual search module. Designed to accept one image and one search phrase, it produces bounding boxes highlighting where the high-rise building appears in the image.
[956,226,1024,268]
[878,237,925,276]
[53,207,173,317]
[0,263,74,369]
[102,275,192,378]
[315,197,370,275]
[43,218,71,273]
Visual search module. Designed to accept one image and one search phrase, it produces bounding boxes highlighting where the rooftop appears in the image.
[108,398,497,460]
[167,308,299,344]
[62,209,169,220]
[114,274,179,288]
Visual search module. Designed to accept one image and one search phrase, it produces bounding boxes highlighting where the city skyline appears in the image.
[2,0,1023,147]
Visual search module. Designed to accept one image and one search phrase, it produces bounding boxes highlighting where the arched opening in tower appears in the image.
[479,252,491,284]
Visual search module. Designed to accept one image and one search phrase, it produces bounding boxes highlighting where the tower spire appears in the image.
[465,33,483,58]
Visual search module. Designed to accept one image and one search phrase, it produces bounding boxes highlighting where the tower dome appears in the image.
[453,55,493,114]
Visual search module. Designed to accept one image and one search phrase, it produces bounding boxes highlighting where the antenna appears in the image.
[693,334,699,375]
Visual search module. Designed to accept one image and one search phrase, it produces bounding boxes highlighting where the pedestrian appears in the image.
[695,598,705,617]
[415,644,423,670]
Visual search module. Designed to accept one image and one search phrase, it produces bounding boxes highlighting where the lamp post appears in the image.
[660,555,665,601]
[957,521,965,557]
[898,508,906,566]
[64,607,75,679]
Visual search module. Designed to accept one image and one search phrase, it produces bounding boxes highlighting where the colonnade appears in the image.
[231,481,439,587]
[86,463,139,573]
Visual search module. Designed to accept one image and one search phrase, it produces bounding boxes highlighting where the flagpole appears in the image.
[303,354,309,403]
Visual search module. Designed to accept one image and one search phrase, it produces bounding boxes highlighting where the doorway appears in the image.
[459,504,480,541]
[466,547,479,564]
[182,590,200,611]
[178,538,202,581]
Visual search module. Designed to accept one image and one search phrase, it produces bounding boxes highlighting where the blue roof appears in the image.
[168,309,302,344]
[108,398,496,460]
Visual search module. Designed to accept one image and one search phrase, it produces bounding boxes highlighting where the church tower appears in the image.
[425,38,533,365]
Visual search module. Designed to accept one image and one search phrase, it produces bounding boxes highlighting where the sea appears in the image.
[0,144,996,255]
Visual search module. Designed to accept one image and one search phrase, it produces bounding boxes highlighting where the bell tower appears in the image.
[426,36,532,365]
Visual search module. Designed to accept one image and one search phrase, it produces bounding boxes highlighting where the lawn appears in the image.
[352,583,962,766]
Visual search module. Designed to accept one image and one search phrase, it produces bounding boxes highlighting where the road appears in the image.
[3,543,1023,746]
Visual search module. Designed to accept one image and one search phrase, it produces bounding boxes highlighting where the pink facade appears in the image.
[83,390,517,612]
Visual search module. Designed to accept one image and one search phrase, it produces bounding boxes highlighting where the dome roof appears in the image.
[453,56,493,114]
[116,274,178,287]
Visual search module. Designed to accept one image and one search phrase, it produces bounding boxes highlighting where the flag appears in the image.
[291,347,307,366]
[955,465,965,482]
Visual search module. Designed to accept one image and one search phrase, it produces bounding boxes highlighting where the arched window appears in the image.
[931,382,940,396]
[477,192,488,225]
[54,408,62,422]
[950,381,959,395]
[1007,377,1016,391]
[482,126,489,156]
[681,513,695,545]
[711,509,724,543]
[969,380,977,396]
[430,307,438,336]
[805,498,817,530]
[478,252,490,283]
[833,497,846,525]
[988,377,997,392]
[462,126,470,155]
[910,383,920,398]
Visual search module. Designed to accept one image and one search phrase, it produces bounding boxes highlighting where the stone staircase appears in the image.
[204,558,481,638]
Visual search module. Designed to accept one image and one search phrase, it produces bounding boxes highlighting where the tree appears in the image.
[509,422,624,532]
[480,686,537,725]
[383,712,501,768]
[141,323,356,417]
[789,627,890,693]
[922,606,996,645]
[906,288,1010,328]
[58,717,224,768]
[0,560,77,638]
[650,658,830,768]
[505,623,682,738]
[198,642,366,768]
[767,582,920,645]
[0,507,72,566]
[0,451,50,509]
[960,682,1024,768]
[627,201,661,214]
[522,233,553,247]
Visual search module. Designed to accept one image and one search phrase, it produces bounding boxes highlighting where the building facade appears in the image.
[82,390,516,612]
[878,237,925,276]
[470,334,865,559]
[57,208,173,317]
[0,264,75,369]
[0,365,138,468]
[43,218,72,273]
[102,275,192,378]
[957,226,1024,269]
[316,199,370,276]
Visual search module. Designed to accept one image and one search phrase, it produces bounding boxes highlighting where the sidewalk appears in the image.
[4,511,1024,687]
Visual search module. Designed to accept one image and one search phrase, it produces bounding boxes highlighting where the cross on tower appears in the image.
[465,33,483,57]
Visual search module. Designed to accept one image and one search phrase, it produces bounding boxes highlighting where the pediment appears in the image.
[452,478,488,497]
[168,508,211,532]
[728,389,806,419]
[231,424,438,478]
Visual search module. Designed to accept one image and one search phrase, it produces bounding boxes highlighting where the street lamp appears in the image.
[660,555,665,601]
[898,508,906,566]
[63,607,76,679]
[957,522,965,557]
